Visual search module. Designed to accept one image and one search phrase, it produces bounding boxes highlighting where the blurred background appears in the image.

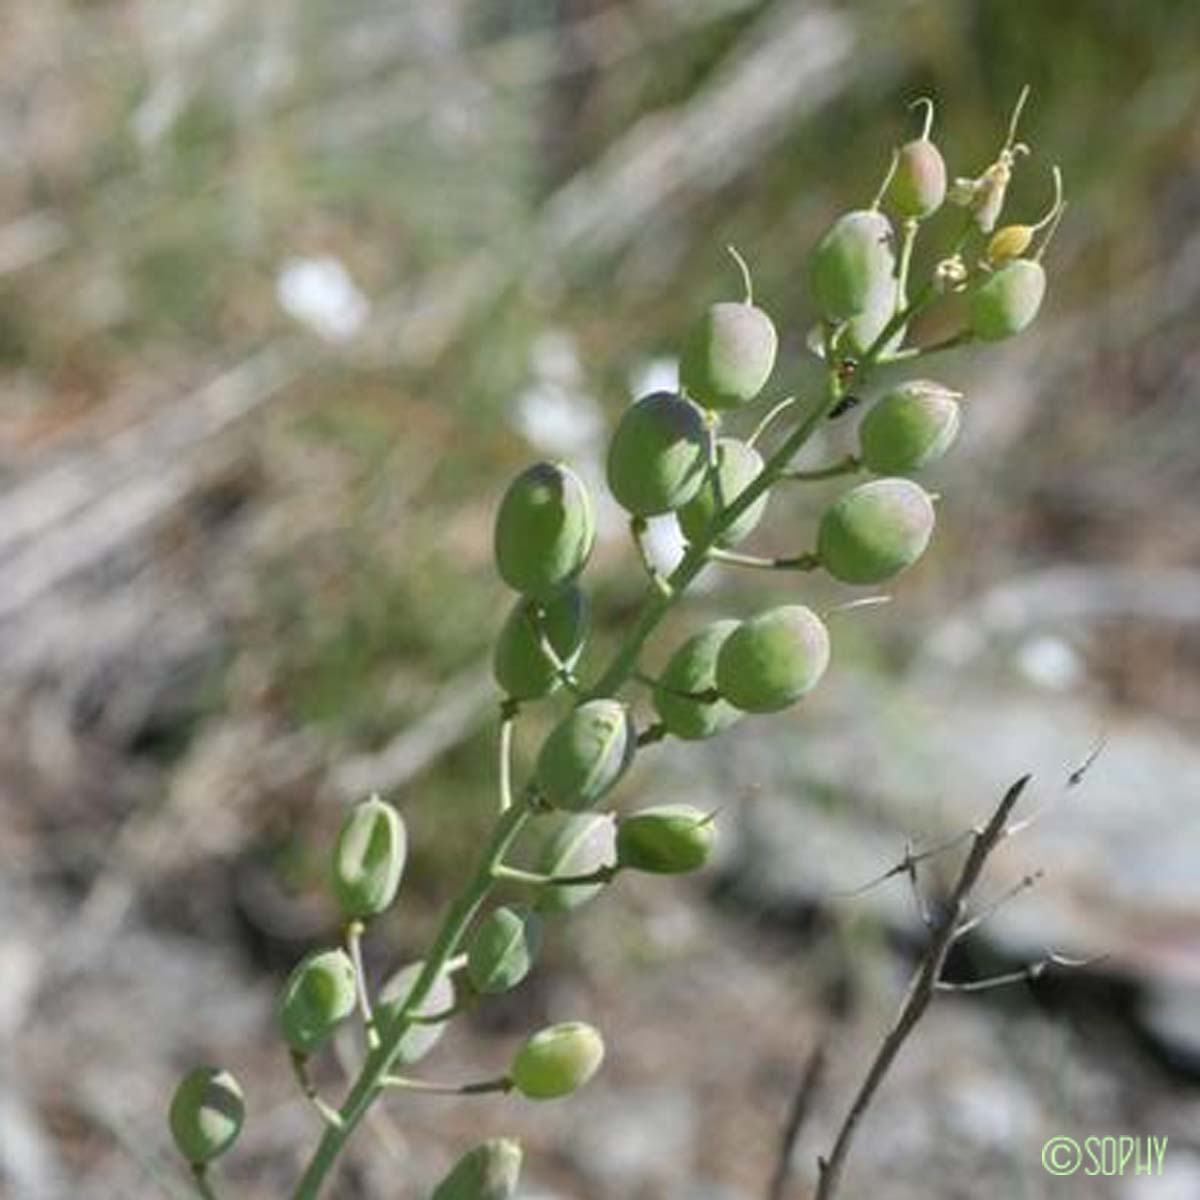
[4,1,1200,1197]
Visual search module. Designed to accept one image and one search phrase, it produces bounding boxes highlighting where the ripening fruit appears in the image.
[676,438,767,549]
[492,587,588,701]
[432,1138,523,1200]
[715,606,831,714]
[680,302,777,410]
[842,282,903,358]
[510,1022,605,1100]
[534,813,616,916]
[817,478,935,584]
[168,1067,244,1164]
[969,258,1046,341]
[887,139,947,220]
[858,381,961,476]
[467,906,542,995]
[376,961,456,1065]
[536,699,635,811]
[652,620,743,740]
[616,805,716,874]
[494,462,595,600]
[810,210,896,322]
[331,796,406,920]
[606,392,709,516]
[278,949,358,1055]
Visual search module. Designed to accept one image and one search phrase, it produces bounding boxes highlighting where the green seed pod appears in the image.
[652,620,743,741]
[606,392,708,516]
[467,906,542,995]
[533,813,616,916]
[277,949,358,1055]
[535,699,635,812]
[887,139,947,220]
[715,606,831,714]
[168,1067,244,1165]
[842,282,903,358]
[510,1021,605,1100]
[676,438,767,549]
[817,478,935,584]
[376,961,456,1065]
[680,302,777,411]
[330,796,407,920]
[432,1138,523,1200]
[616,804,716,875]
[858,380,962,476]
[492,587,588,701]
[810,210,896,322]
[494,462,595,600]
[969,258,1046,341]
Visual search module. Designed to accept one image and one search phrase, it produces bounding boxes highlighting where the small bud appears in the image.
[985,224,1033,265]
[376,961,457,1065]
[817,478,935,585]
[676,438,768,549]
[168,1067,244,1165]
[858,380,962,476]
[277,949,358,1055]
[492,587,588,701]
[606,392,709,516]
[432,1138,523,1200]
[715,605,831,714]
[510,1021,605,1100]
[467,906,542,995]
[616,804,716,875]
[809,210,896,323]
[652,620,742,741]
[681,303,777,411]
[493,462,595,600]
[534,813,617,916]
[969,259,1046,341]
[331,796,407,920]
[535,699,635,811]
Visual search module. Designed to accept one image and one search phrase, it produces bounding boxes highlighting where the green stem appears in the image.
[780,455,860,482]
[345,921,379,1051]
[708,548,819,572]
[492,862,618,887]
[381,1074,512,1096]
[190,1164,219,1200]
[629,516,673,598]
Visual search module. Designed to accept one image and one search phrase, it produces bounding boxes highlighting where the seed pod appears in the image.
[817,478,935,584]
[168,1067,244,1164]
[432,1138,523,1200]
[510,1021,605,1100]
[887,139,947,220]
[492,587,588,701]
[842,283,903,358]
[535,699,635,811]
[968,258,1046,341]
[986,224,1033,265]
[680,302,777,411]
[330,796,406,920]
[858,381,961,476]
[376,961,456,1065]
[277,949,357,1055]
[494,462,595,600]
[606,391,709,516]
[467,906,542,995]
[652,620,743,741]
[810,210,896,322]
[533,813,617,916]
[677,438,767,549]
[715,606,831,714]
[616,804,716,874]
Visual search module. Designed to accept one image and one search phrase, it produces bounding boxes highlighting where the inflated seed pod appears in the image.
[810,210,896,322]
[535,699,635,811]
[168,1067,244,1164]
[680,302,777,411]
[278,949,357,1055]
[842,282,903,358]
[331,796,406,920]
[677,438,767,549]
[492,587,588,701]
[616,804,716,875]
[376,961,456,1065]
[606,392,709,516]
[533,813,617,916]
[432,1138,523,1200]
[968,258,1046,341]
[858,381,961,476]
[715,606,831,714]
[817,478,935,584]
[494,462,595,600]
[886,107,947,220]
[652,620,743,741]
[510,1021,605,1100]
[467,906,542,995]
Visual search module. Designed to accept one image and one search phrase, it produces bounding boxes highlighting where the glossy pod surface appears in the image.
[858,381,961,475]
[680,302,777,410]
[652,620,743,741]
[492,587,588,701]
[969,259,1046,341]
[168,1068,244,1164]
[715,605,831,714]
[331,796,407,920]
[606,392,708,516]
[616,804,716,874]
[810,210,896,322]
[278,949,358,1055]
[535,699,635,811]
[467,906,542,995]
[510,1022,605,1100]
[817,478,935,584]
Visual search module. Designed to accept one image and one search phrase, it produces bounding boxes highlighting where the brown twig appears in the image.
[767,1042,827,1200]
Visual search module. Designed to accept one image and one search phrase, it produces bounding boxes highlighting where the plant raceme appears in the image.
[166,92,1062,1200]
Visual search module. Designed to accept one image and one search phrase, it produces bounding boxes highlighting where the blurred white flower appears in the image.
[276,255,369,343]
[1015,634,1085,691]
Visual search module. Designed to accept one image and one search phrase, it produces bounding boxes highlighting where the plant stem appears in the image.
[345,921,379,1051]
[780,455,860,482]
[190,1164,219,1200]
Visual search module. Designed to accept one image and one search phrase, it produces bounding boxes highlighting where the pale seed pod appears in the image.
[510,1021,605,1100]
[886,99,947,219]
[858,380,962,476]
[533,813,616,916]
[969,258,1046,341]
[817,478,935,584]
[652,620,743,741]
[376,961,456,1065]
[535,699,635,811]
[168,1067,244,1165]
[432,1138,523,1200]
[606,392,709,516]
[492,587,588,701]
[680,302,777,411]
[466,906,542,995]
[810,210,896,322]
[715,605,831,714]
[676,438,767,549]
[277,949,358,1055]
[616,804,716,875]
[330,796,407,920]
